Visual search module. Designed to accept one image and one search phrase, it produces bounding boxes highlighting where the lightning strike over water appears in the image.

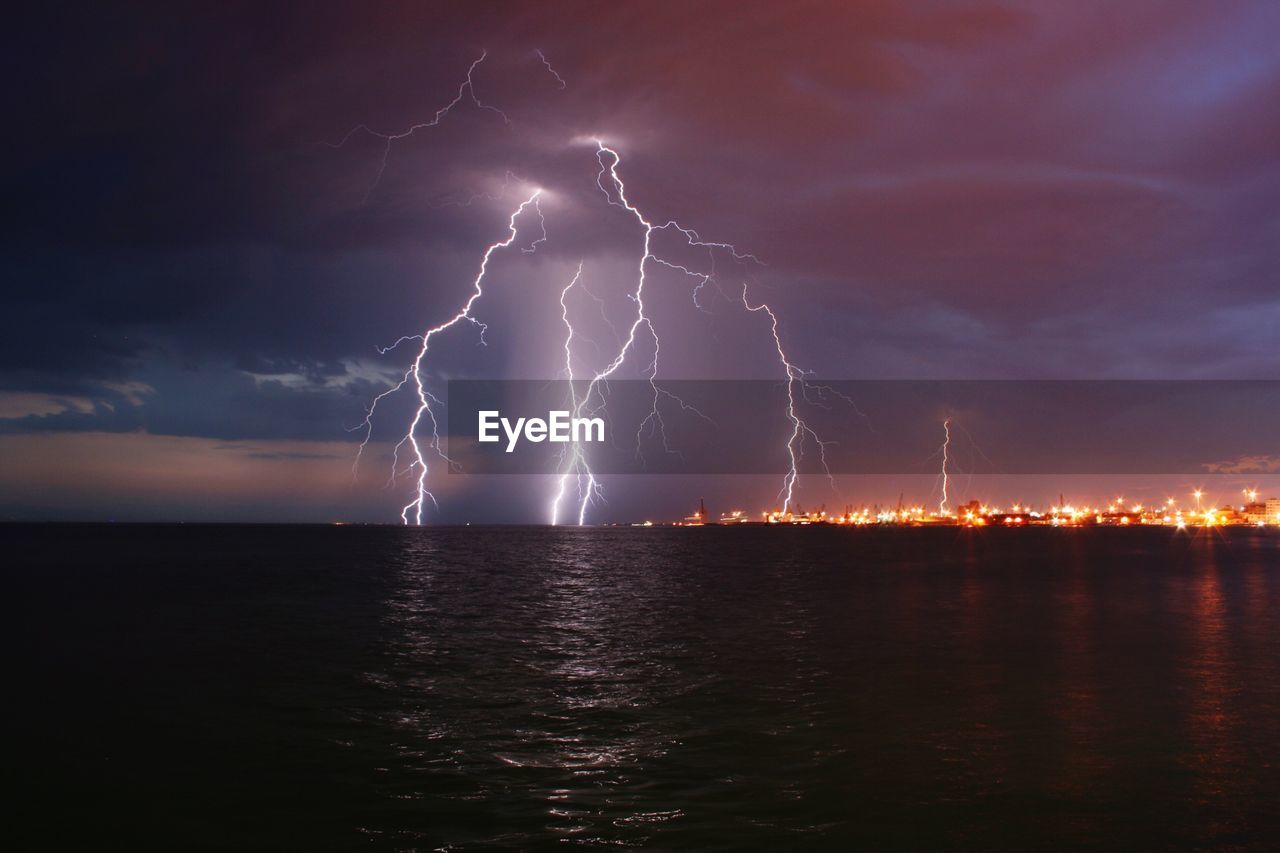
[351,189,543,523]
[398,189,543,524]
[939,418,952,515]
[739,287,837,512]
[343,57,851,525]
[545,142,664,527]
[550,262,604,526]
[545,142,835,522]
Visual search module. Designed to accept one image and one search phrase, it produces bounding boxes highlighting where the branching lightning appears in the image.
[327,51,511,202]
[546,142,834,523]
[341,55,851,525]
[739,287,837,512]
[544,142,664,526]
[426,169,529,210]
[352,189,544,523]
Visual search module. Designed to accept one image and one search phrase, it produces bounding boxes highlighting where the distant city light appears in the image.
[656,490,1280,529]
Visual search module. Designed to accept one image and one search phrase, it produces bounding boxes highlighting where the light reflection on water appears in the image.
[319,527,1280,848]
[39,523,1261,849]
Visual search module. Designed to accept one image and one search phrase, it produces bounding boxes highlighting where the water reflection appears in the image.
[521,531,686,841]
[1051,532,1109,810]
[364,529,696,847]
[1182,534,1248,841]
[347,527,1280,848]
[17,523,1280,847]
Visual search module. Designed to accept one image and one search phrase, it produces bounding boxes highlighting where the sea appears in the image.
[7,523,1280,849]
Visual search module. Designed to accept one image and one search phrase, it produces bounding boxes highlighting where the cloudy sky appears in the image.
[3,1,1278,522]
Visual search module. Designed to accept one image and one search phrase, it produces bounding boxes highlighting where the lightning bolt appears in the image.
[739,287,837,513]
[535,49,567,89]
[543,142,653,526]
[939,418,951,516]
[550,262,605,526]
[591,141,682,459]
[327,51,510,202]
[351,189,544,523]
[547,141,711,525]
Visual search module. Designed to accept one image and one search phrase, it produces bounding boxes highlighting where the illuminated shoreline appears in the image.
[638,492,1280,529]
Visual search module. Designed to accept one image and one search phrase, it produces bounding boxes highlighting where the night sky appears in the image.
[3,1,1278,522]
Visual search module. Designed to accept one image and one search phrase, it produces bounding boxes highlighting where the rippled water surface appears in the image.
[8,524,1280,849]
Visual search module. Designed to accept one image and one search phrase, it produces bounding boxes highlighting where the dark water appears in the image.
[7,524,1280,849]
